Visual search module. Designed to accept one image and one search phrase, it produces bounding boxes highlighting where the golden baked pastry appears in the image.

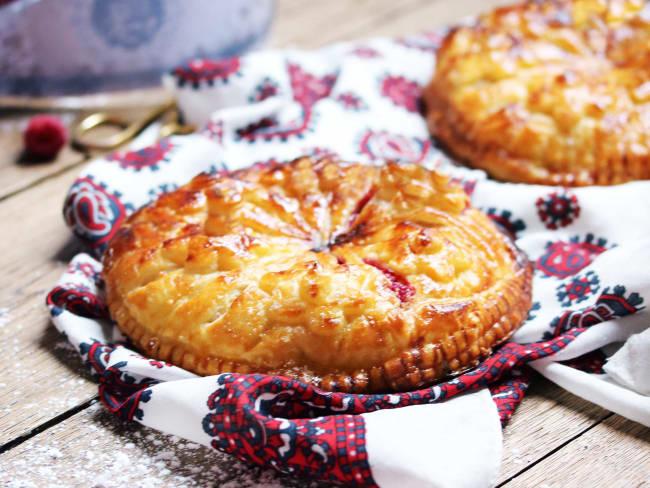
[103,157,533,392]
[424,0,650,186]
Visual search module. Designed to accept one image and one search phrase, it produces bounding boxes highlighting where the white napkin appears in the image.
[604,327,650,396]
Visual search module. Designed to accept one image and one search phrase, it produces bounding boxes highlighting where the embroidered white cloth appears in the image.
[50,32,650,487]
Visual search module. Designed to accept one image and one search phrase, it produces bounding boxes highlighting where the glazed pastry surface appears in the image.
[103,158,533,392]
[425,0,650,186]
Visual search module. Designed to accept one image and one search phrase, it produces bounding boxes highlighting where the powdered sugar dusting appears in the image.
[1,402,334,487]
[0,307,11,328]
[0,322,95,421]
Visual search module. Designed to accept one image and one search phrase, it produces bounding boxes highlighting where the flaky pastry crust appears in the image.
[424,0,650,186]
[103,158,533,392]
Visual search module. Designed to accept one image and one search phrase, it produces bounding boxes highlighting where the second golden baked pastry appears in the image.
[424,0,650,186]
[103,157,533,392]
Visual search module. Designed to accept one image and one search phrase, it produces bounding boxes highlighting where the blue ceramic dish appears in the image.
[0,0,275,96]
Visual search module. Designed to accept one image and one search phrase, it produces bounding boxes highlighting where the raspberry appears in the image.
[23,115,68,158]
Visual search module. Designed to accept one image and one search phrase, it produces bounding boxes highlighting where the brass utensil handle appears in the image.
[72,98,178,151]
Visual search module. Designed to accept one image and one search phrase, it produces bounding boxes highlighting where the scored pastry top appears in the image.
[103,157,533,392]
[425,0,650,186]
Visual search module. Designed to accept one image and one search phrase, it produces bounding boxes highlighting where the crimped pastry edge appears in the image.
[107,239,534,394]
[424,81,650,186]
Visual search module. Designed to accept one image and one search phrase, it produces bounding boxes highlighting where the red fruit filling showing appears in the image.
[348,187,376,226]
[363,258,415,302]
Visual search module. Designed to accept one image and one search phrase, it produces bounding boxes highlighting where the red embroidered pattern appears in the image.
[236,64,337,142]
[537,234,611,278]
[380,75,421,112]
[173,58,241,87]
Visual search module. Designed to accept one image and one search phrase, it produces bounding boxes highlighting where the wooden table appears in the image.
[1,1,648,486]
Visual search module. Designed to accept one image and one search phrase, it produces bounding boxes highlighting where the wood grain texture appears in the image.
[0,87,169,111]
[499,373,611,484]
[0,168,97,445]
[270,0,515,49]
[505,414,650,487]
[270,0,434,48]
[0,167,81,304]
[352,0,515,38]
[0,401,335,487]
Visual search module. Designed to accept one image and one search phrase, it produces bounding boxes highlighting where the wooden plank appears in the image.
[352,0,516,38]
[503,414,650,487]
[269,0,515,49]
[0,401,334,487]
[0,86,169,111]
[0,165,81,303]
[0,167,98,445]
[499,375,611,484]
[269,0,431,48]
[0,269,98,446]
